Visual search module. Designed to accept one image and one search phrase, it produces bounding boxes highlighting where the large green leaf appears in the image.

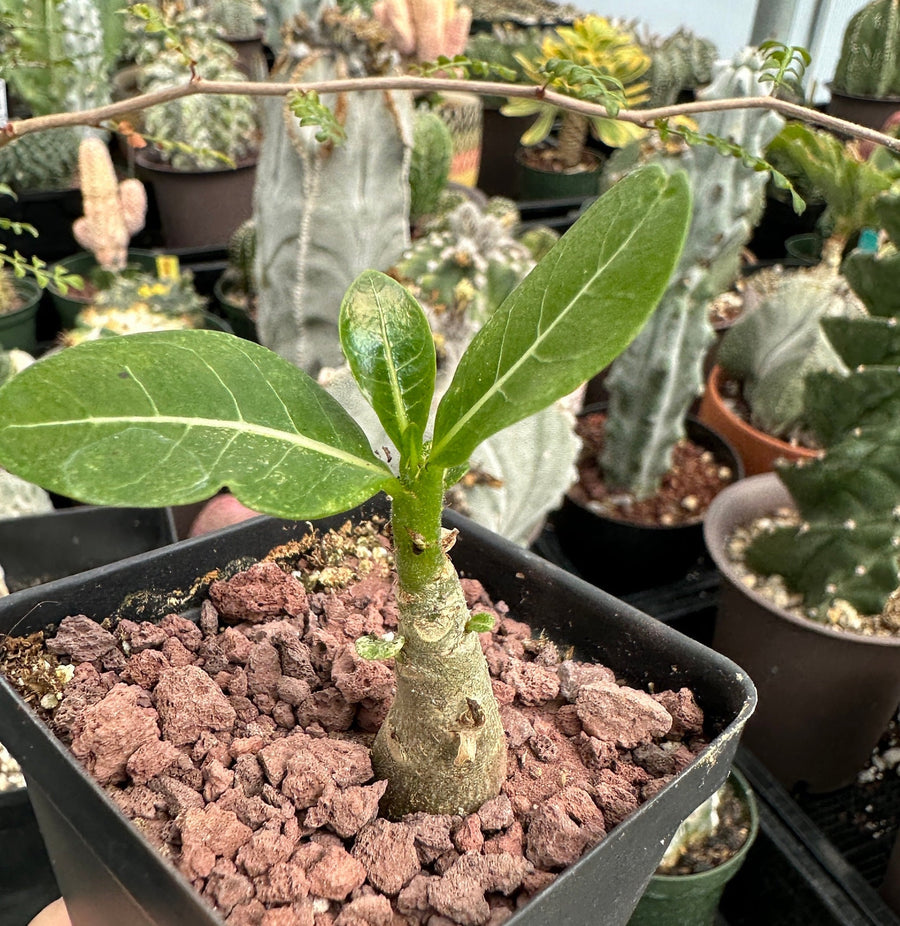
[340,271,436,463]
[429,165,691,468]
[0,330,394,518]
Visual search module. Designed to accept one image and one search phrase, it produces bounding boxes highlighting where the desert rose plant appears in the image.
[0,165,690,817]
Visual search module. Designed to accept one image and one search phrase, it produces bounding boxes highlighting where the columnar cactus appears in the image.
[209,0,259,39]
[601,50,783,499]
[642,28,718,107]
[72,137,148,272]
[372,0,472,62]
[0,127,81,192]
[225,219,257,297]
[253,8,414,375]
[832,0,900,98]
[745,192,900,618]
[410,109,453,224]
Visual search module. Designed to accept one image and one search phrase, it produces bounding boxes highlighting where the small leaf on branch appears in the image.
[288,90,346,146]
[355,633,405,660]
[465,613,495,634]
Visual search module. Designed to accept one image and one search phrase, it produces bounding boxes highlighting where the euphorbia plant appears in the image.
[0,165,690,818]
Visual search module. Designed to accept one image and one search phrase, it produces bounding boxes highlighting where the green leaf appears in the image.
[355,633,405,660]
[429,166,692,468]
[340,271,436,464]
[0,330,394,518]
[465,612,495,633]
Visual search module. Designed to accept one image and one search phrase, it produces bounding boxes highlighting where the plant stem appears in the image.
[556,111,589,169]
[373,464,507,817]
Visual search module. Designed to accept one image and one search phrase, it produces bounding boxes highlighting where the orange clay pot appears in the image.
[697,365,820,477]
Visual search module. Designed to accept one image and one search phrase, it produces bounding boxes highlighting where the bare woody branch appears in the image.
[3,74,899,155]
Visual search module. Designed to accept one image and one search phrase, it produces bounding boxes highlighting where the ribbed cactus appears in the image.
[833,0,900,98]
[410,109,453,224]
[253,8,413,375]
[225,219,257,296]
[209,0,259,38]
[0,127,81,193]
[716,267,865,441]
[642,28,718,107]
[372,0,472,61]
[745,192,900,618]
[601,50,783,499]
[72,137,148,272]
[139,36,259,171]
[393,197,536,343]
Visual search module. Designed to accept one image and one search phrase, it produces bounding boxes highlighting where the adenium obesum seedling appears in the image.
[0,166,690,817]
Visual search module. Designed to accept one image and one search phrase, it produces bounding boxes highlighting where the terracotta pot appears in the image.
[705,473,900,792]
[697,366,820,477]
[135,151,257,249]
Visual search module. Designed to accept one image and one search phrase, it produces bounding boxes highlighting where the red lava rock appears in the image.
[427,869,489,926]
[277,677,312,707]
[209,563,308,624]
[162,636,195,668]
[525,788,606,870]
[178,804,254,880]
[204,858,256,917]
[304,844,367,901]
[352,819,420,895]
[202,756,235,801]
[498,705,534,748]
[71,684,160,784]
[576,681,672,749]
[500,661,560,706]
[260,901,316,926]
[294,687,356,733]
[592,770,640,827]
[47,615,118,663]
[576,733,616,770]
[220,628,254,665]
[159,613,204,652]
[333,894,393,926]
[151,773,205,816]
[226,898,267,925]
[484,821,524,857]
[477,794,514,833]
[122,649,171,689]
[255,861,311,906]
[51,663,108,740]
[126,737,182,784]
[557,661,616,702]
[155,666,237,745]
[403,813,455,865]
[247,641,284,699]
[452,815,484,853]
[305,780,387,838]
[237,827,297,877]
[117,619,168,653]
[653,687,705,738]
[331,646,395,705]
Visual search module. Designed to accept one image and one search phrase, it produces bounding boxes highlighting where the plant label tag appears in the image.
[0,80,7,129]
[156,255,181,280]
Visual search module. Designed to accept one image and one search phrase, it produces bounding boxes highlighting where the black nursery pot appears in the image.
[0,502,755,926]
[548,416,744,596]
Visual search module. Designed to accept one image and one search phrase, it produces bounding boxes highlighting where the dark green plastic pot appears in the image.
[48,249,160,329]
[628,769,759,926]
[0,278,42,352]
[213,274,258,341]
[516,147,602,200]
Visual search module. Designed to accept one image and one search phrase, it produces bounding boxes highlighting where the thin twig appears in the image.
[3,75,899,154]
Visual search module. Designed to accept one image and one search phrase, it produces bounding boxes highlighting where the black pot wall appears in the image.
[548,415,744,597]
[0,501,755,926]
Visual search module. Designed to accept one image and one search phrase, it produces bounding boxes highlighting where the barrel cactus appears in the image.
[410,109,453,225]
[745,190,900,619]
[832,0,900,98]
[600,49,783,500]
[253,7,414,375]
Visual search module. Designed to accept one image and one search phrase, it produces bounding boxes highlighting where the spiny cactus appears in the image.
[601,50,783,500]
[641,27,718,107]
[72,137,147,272]
[372,0,472,61]
[209,0,259,38]
[0,127,81,193]
[225,219,257,297]
[63,271,207,344]
[393,197,536,343]
[410,109,453,224]
[0,271,18,315]
[833,0,900,98]
[745,194,900,618]
[716,267,866,441]
[253,8,413,375]
[465,0,579,26]
[139,37,259,171]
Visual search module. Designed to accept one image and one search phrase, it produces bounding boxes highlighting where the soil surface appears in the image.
[2,520,711,926]
[568,411,736,528]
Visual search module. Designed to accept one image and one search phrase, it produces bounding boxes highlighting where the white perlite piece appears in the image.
[0,742,24,792]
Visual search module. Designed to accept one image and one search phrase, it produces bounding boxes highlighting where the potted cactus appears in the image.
[548,50,779,595]
[829,0,900,130]
[0,270,42,354]
[704,186,900,793]
[500,15,651,198]
[47,137,156,330]
[131,17,261,248]
[213,219,259,341]
[208,0,269,81]
[698,120,900,476]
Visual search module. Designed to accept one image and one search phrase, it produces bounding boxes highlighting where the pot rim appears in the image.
[704,471,900,648]
[134,149,259,175]
[827,81,900,103]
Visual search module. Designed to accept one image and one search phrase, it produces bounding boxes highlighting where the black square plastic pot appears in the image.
[0,501,756,926]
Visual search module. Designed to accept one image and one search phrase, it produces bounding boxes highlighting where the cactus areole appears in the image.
[0,167,691,817]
